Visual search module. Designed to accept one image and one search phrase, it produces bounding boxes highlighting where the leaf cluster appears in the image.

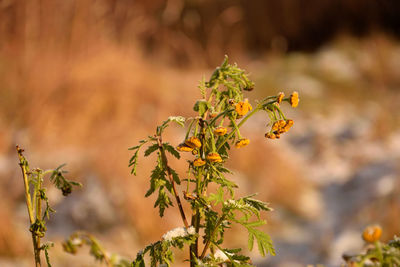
[63,232,131,267]
[344,236,400,266]
[128,56,297,266]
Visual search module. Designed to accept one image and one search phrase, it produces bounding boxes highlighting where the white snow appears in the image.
[162,226,196,241]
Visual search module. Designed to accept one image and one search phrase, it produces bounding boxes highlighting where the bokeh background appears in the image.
[1,0,400,266]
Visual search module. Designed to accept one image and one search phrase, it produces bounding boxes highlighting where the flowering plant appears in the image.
[129,56,299,267]
[16,146,81,267]
[343,225,400,266]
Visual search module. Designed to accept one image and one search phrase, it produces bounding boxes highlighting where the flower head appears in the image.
[265,132,276,139]
[193,158,206,167]
[235,99,252,116]
[185,137,202,149]
[270,119,294,136]
[289,91,299,108]
[177,143,193,152]
[277,92,285,104]
[235,138,250,148]
[283,119,294,132]
[214,126,228,136]
[206,152,223,163]
[362,225,382,243]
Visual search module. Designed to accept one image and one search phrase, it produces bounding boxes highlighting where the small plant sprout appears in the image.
[16,145,81,267]
[343,226,400,266]
[129,56,299,266]
[63,232,132,267]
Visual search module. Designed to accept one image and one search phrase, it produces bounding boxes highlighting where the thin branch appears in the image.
[156,136,189,228]
[16,145,41,267]
[200,215,225,259]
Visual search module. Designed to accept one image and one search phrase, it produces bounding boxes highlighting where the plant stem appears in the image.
[200,215,225,259]
[216,106,260,151]
[35,172,42,255]
[156,137,189,228]
[16,145,41,267]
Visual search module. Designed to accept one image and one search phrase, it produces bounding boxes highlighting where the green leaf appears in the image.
[163,143,180,159]
[208,187,225,205]
[193,100,211,117]
[167,116,185,127]
[154,188,173,217]
[246,225,275,257]
[243,196,273,212]
[169,168,181,185]
[42,242,54,267]
[144,144,159,157]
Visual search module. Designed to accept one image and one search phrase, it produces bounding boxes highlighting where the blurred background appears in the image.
[0,0,400,266]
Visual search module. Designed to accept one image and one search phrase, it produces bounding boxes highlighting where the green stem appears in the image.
[208,127,217,152]
[200,215,226,259]
[216,106,260,151]
[35,172,43,253]
[16,145,41,267]
[375,241,384,263]
[156,137,189,228]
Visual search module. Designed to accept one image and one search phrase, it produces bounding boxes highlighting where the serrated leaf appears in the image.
[169,168,181,185]
[144,144,159,157]
[246,226,275,257]
[193,100,211,116]
[163,143,180,159]
[167,116,185,127]
[154,188,173,217]
[208,187,224,205]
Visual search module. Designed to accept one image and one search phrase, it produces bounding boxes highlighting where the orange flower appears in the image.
[177,143,193,152]
[289,91,299,108]
[235,99,252,116]
[272,120,285,131]
[193,158,206,167]
[362,225,382,243]
[271,119,293,135]
[283,119,294,132]
[185,137,202,149]
[235,138,250,148]
[265,132,276,139]
[277,92,285,104]
[214,126,228,136]
[206,152,223,163]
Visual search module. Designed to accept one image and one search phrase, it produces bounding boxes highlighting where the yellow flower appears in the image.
[283,119,294,132]
[193,158,206,167]
[362,225,382,243]
[185,137,202,149]
[265,132,276,139]
[277,92,285,104]
[177,143,193,152]
[235,99,252,116]
[272,120,286,133]
[235,138,250,148]
[206,152,223,163]
[214,126,228,136]
[289,91,299,108]
[271,119,293,135]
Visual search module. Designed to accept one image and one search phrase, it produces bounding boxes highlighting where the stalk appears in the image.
[16,145,41,267]
[156,137,189,228]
